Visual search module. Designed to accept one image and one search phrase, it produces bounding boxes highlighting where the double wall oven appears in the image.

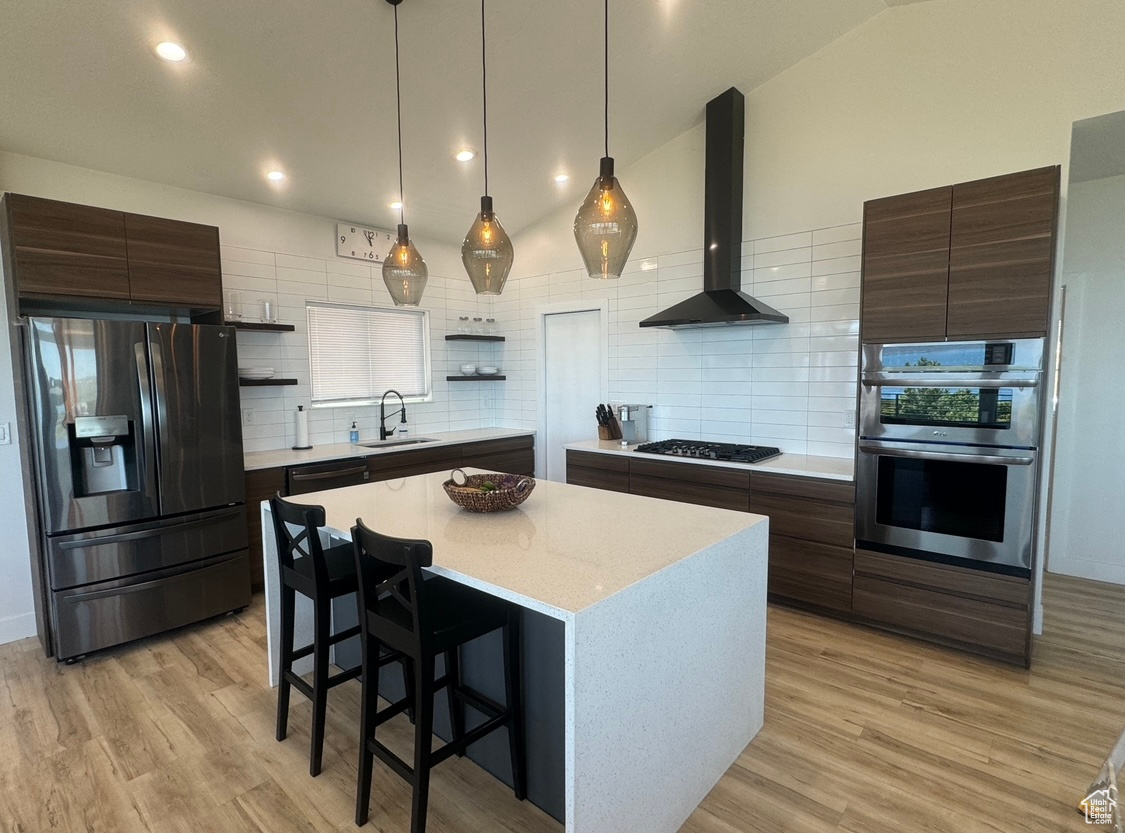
[856,339,1045,577]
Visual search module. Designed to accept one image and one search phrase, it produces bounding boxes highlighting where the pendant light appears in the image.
[382,0,428,306]
[461,0,514,295]
[573,0,638,280]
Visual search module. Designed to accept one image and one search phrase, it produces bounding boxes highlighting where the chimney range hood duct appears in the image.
[640,87,788,329]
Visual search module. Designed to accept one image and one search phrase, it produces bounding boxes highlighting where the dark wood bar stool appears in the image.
[351,518,526,832]
[270,494,408,777]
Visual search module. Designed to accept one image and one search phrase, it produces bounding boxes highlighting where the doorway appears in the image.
[537,303,608,482]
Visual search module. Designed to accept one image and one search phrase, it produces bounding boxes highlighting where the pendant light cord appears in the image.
[393,2,405,226]
[481,0,489,197]
[604,0,609,159]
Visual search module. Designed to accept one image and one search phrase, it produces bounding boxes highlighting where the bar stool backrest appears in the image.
[270,493,331,584]
[352,518,434,650]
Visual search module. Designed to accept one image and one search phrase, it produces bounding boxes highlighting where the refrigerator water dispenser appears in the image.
[71,415,134,496]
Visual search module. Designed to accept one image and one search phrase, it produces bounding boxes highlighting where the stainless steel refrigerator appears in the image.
[25,317,249,661]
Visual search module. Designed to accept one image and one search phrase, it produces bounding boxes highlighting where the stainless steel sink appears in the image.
[354,437,439,448]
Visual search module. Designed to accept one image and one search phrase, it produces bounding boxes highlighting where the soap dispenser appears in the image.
[349,421,360,444]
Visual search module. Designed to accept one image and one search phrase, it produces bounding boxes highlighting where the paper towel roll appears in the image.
[293,405,311,450]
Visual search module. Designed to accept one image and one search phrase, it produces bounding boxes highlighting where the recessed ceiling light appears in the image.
[389,201,404,211]
[455,148,476,162]
[553,173,570,184]
[154,41,188,62]
[266,170,285,182]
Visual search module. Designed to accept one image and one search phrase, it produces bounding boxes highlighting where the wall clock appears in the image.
[336,222,395,263]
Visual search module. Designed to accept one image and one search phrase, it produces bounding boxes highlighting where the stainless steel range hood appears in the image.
[640,87,788,329]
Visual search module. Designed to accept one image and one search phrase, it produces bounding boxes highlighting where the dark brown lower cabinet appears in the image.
[368,444,464,481]
[750,472,856,613]
[244,466,286,590]
[853,549,1031,665]
[462,435,535,476]
[566,450,630,493]
[629,457,750,512]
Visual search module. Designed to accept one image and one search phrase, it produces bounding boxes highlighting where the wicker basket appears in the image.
[443,468,535,513]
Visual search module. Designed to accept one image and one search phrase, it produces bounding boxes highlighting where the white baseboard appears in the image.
[1047,559,1125,586]
[0,611,37,645]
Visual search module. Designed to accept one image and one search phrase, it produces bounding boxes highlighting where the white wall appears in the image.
[0,150,497,644]
[1047,173,1125,583]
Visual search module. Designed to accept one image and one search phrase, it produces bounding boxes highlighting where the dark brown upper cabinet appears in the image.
[124,213,222,309]
[947,166,1060,339]
[3,194,224,311]
[860,186,953,343]
[860,166,1060,343]
[5,194,131,300]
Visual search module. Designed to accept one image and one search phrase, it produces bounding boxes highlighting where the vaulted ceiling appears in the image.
[0,0,915,242]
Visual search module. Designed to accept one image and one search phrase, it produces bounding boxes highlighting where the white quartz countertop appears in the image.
[286,469,765,618]
[565,439,855,482]
[244,427,535,472]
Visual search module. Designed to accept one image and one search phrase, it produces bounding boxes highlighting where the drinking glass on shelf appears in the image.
[471,317,484,335]
[224,290,242,321]
[457,316,470,334]
[485,317,497,336]
[259,299,275,324]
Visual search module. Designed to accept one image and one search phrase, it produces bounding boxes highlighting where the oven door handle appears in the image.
[861,374,1038,388]
[858,442,1036,466]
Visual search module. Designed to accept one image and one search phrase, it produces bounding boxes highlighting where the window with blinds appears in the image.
[306,302,431,406]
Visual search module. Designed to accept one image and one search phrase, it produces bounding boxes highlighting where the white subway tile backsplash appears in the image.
[754,231,812,254]
[753,247,812,269]
[227,245,496,451]
[812,239,862,261]
[811,224,862,246]
[490,220,862,459]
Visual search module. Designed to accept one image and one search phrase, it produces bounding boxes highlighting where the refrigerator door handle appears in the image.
[134,342,159,509]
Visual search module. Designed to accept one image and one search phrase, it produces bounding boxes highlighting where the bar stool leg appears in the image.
[276,585,296,742]
[504,608,527,801]
[445,647,465,757]
[309,597,332,777]
[355,645,378,827]
[410,655,436,833]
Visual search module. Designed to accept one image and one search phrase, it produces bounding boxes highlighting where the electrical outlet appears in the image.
[0,421,9,445]
[843,410,856,428]
[242,409,255,426]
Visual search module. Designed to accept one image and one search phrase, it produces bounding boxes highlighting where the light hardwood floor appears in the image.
[1,573,1122,833]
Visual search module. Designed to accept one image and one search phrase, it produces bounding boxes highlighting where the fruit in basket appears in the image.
[479,481,497,493]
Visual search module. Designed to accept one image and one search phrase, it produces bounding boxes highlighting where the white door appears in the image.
[542,309,604,482]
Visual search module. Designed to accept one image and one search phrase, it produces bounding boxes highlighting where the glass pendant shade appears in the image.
[382,223,428,306]
[573,157,638,280]
[462,196,514,295]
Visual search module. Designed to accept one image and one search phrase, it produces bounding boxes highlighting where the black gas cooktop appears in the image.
[634,439,782,464]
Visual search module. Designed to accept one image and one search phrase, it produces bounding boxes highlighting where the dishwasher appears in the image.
[286,458,370,496]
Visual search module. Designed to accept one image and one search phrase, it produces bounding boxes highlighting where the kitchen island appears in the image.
[261,470,768,833]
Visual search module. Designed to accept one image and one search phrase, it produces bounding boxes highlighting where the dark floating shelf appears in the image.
[446,375,506,382]
[227,320,296,332]
[445,334,505,342]
[239,378,299,386]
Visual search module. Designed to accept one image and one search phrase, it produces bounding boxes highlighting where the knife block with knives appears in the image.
[596,403,622,440]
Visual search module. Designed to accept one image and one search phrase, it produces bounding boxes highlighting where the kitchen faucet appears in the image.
[379,390,407,440]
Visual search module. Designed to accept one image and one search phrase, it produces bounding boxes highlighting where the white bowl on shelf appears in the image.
[460,363,477,376]
[477,366,500,376]
[238,367,275,379]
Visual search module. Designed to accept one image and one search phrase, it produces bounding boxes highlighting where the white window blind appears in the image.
[306,302,430,405]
